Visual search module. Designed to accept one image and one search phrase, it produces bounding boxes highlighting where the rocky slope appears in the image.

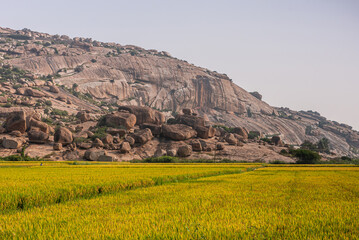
[0,26,358,157]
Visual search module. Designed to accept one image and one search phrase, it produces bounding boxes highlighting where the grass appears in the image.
[0,163,253,212]
[0,163,358,239]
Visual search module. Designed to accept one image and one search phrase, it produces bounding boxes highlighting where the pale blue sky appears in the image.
[1,0,358,129]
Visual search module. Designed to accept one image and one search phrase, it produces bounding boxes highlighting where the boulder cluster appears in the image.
[0,105,287,161]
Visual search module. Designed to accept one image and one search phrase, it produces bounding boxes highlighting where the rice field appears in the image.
[0,162,358,239]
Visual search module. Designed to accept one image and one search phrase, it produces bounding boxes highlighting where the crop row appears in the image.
[0,167,358,239]
[0,163,256,212]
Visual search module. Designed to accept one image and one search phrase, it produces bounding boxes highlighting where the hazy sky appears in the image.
[1,0,358,129]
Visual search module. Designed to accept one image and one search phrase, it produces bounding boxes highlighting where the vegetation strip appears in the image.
[1,167,258,213]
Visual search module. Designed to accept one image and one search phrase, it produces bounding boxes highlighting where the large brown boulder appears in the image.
[103,112,136,129]
[232,127,248,140]
[28,130,49,144]
[54,127,73,145]
[196,126,215,139]
[216,142,225,150]
[102,134,113,145]
[76,111,91,122]
[177,145,192,157]
[182,108,192,115]
[225,133,238,145]
[271,136,283,147]
[49,85,60,93]
[133,128,153,144]
[2,137,24,149]
[120,142,131,153]
[174,114,205,128]
[190,139,202,152]
[118,106,165,125]
[28,118,50,133]
[124,136,135,146]
[140,123,162,136]
[84,149,106,161]
[17,87,45,98]
[92,138,104,148]
[162,124,197,141]
[3,111,27,133]
[106,128,126,137]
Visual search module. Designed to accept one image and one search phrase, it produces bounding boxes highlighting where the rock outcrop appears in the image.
[3,111,27,133]
[162,124,197,141]
[1,26,358,157]
[103,112,136,130]
[54,127,73,145]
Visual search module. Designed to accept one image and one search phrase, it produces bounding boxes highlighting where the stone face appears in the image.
[140,123,162,136]
[22,87,45,97]
[196,126,215,139]
[118,106,165,125]
[182,108,192,115]
[84,149,106,161]
[107,128,126,137]
[28,130,49,143]
[225,133,238,145]
[124,136,135,146]
[250,91,262,100]
[98,155,116,161]
[174,114,205,128]
[133,128,153,144]
[271,136,283,147]
[4,111,27,133]
[76,111,91,122]
[63,150,80,160]
[10,130,22,137]
[216,142,225,150]
[120,142,131,153]
[102,134,113,145]
[77,142,92,149]
[54,127,73,145]
[177,145,192,157]
[53,143,62,151]
[92,138,104,148]
[166,149,177,157]
[49,85,60,93]
[104,112,136,130]
[2,137,23,149]
[29,118,49,133]
[162,124,197,141]
[190,139,202,152]
[232,127,248,140]
[154,148,167,157]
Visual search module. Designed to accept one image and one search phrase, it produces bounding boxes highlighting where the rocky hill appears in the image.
[0,26,358,158]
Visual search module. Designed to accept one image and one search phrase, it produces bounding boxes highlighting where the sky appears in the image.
[1,0,358,130]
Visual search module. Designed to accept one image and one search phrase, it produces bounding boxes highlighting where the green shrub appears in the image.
[91,127,108,140]
[44,100,52,106]
[248,131,260,140]
[74,66,84,73]
[260,137,271,143]
[143,156,177,163]
[213,125,233,133]
[3,103,12,108]
[270,160,286,164]
[51,108,68,116]
[290,149,321,164]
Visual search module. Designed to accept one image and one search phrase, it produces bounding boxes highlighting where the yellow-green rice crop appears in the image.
[0,162,256,212]
[0,164,358,239]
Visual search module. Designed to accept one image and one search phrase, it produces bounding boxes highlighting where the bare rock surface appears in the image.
[54,127,73,145]
[162,124,197,141]
[0,27,358,157]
